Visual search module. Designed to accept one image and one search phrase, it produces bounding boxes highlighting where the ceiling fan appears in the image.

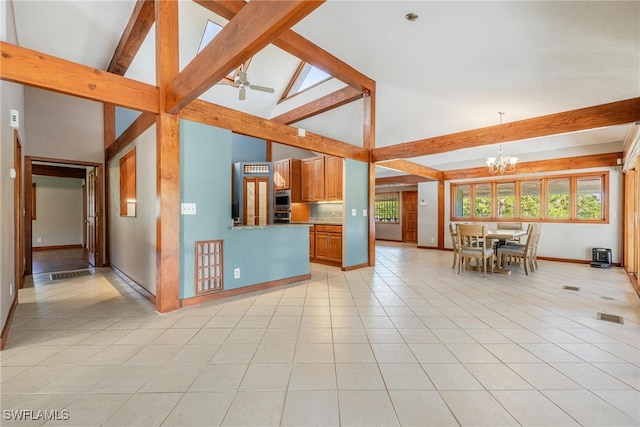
[224,70,275,101]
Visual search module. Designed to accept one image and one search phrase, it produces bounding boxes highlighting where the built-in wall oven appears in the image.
[274,190,291,212]
[274,190,291,224]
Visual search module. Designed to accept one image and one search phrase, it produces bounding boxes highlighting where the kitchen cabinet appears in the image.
[274,158,301,202]
[301,155,342,202]
[309,228,315,259]
[313,224,342,264]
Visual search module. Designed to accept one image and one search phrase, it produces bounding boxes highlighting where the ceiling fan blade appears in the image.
[239,86,246,101]
[249,85,275,93]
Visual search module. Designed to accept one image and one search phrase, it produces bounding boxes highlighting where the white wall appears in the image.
[439,167,624,262]
[1,0,24,335]
[418,181,440,247]
[32,176,83,247]
[24,88,104,163]
[108,126,157,295]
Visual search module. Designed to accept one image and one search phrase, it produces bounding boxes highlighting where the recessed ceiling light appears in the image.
[405,13,418,22]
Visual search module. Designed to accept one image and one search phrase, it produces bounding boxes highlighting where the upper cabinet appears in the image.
[274,158,301,202]
[301,155,343,202]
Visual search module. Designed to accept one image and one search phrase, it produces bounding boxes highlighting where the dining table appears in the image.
[486,228,528,274]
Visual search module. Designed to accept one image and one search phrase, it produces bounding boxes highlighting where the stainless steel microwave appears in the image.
[274,190,291,212]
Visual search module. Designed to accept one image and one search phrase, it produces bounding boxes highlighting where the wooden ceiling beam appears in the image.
[193,0,374,92]
[166,0,324,114]
[106,112,156,161]
[107,0,155,75]
[443,152,622,180]
[0,41,159,113]
[375,175,432,186]
[376,159,444,182]
[372,98,640,162]
[271,86,363,125]
[181,99,369,162]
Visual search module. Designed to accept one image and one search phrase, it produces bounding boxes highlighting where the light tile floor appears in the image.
[1,242,639,426]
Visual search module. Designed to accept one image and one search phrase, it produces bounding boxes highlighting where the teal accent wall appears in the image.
[180,120,309,300]
[343,159,369,267]
[231,133,266,163]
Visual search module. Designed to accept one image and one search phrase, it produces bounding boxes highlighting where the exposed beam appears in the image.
[0,41,159,113]
[182,99,369,162]
[443,152,622,180]
[106,112,156,161]
[377,160,444,181]
[108,0,155,75]
[32,164,86,179]
[372,98,640,162]
[193,0,374,91]
[375,175,432,186]
[166,0,324,114]
[271,86,363,125]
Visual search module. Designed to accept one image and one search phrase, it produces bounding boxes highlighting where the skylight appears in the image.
[197,20,250,81]
[280,62,332,102]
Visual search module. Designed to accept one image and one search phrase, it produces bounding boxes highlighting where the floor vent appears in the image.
[563,286,581,291]
[597,312,624,325]
[50,269,94,281]
[600,296,615,301]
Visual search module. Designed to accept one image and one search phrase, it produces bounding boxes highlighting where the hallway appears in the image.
[31,247,91,275]
[1,243,639,426]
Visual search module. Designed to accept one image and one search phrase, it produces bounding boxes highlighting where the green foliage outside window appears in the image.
[520,195,541,218]
[577,194,602,219]
[375,193,399,222]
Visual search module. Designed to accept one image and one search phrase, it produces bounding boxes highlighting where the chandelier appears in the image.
[486,112,518,174]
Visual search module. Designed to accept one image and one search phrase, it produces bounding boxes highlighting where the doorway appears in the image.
[25,157,104,276]
[402,191,418,243]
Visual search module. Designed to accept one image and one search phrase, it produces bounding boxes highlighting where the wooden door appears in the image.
[402,191,418,243]
[244,177,269,225]
[86,167,97,266]
[327,233,343,262]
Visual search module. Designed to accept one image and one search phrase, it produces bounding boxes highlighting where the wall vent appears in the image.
[562,286,580,291]
[195,240,224,295]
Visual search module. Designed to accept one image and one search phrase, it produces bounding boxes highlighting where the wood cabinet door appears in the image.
[309,229,315,259]
[327,233,343,262]
[301,159,313,202]
[274,159,290,190]
[324,156,343,200]
[311,156,325,201]
[315,231,329,260]
[244,177,269,225]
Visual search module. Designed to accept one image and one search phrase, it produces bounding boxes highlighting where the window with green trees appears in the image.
[375,192,399,223]
[451,172,608,223]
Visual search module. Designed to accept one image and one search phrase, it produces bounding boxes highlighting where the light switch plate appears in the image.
[181,203,197,215]
[362,209,367,217]
[351,209,357,216]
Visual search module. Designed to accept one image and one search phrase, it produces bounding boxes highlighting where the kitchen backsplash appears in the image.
[310,203,343,220]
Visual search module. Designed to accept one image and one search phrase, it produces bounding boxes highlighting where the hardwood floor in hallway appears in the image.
[31,248,91,274]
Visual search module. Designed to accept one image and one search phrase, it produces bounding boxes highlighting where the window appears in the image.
[576,176,604,219]
[279,62,332,102]
[375,193,399,223]
[496,182,516,218]
[520,180,541,219]
[120,148,136,217]
[198,20,251,83]
[451,171,608,223]
[546,178,570,219]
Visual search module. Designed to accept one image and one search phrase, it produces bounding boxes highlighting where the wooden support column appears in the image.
[364,89,376,266]
[437,180,445,250]
[155,0,180,313]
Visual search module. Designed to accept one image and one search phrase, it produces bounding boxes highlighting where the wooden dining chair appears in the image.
[497,222,524,243]
[457,224,494,277]
[449,223,461,269]
[497,224,536,274]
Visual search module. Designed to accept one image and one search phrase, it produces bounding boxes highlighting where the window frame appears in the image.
[278,61,332,104]
[450,171,609,224]
[375,192,400,224]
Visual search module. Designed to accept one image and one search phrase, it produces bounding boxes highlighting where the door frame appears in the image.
[14,131,24,290]
[24,156,105,275]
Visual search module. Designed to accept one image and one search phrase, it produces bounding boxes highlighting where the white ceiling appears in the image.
[11,0,640,175]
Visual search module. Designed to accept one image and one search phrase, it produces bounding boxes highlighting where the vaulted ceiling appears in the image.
[9,0,640,177]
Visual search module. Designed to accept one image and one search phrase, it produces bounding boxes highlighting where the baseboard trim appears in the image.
[109,265,156,305]
[0,294,19,350]
[181,273,311,308]
[32,244,83,251]
[341,262,368,271]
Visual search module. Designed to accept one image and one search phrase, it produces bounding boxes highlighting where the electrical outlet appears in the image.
[430,237,435,243]
[234,268,240,279]
[37,237,42,243]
